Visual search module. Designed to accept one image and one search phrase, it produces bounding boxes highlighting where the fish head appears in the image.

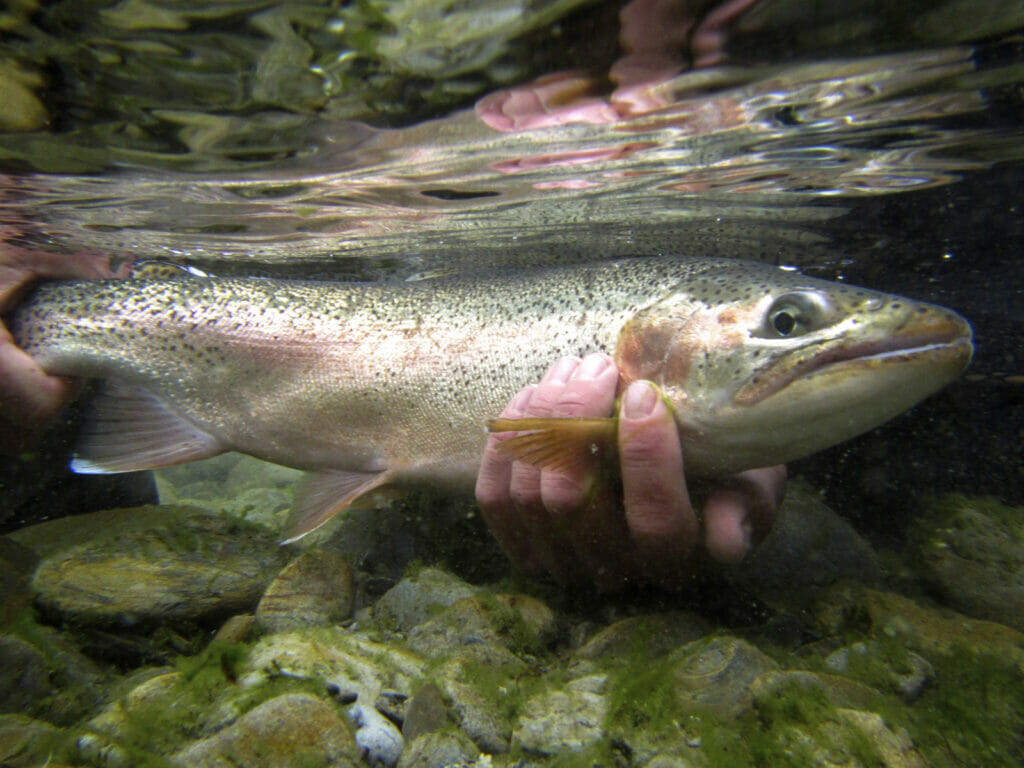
[615,261,974,475]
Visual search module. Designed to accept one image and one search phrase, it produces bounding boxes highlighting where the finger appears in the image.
[508,357,582,580]
[539,353,616,516]
[618,380,697,579]
[703,490,751,564]
[703,465,786,563]
[476,385,537,570]
[0,248,122,312]
[540,353,640,590]
[508,356,580,512]
[0,326,71,428]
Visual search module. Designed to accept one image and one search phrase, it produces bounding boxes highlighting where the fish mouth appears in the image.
[734,313,974,406]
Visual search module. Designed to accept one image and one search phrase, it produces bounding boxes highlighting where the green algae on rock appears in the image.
[912,494,1024,632]
[172,693,358,768]
[18,506,287,626]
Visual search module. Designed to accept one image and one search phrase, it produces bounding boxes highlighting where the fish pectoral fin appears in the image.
[71,381,225,473]
[281,469,392,545]
[486,417,617,475]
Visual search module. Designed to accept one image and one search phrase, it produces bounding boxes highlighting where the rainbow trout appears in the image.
[12,257,972,541]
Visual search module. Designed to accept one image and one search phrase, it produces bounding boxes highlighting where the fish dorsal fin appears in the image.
[71,381,225,473]
[486,417,617,475]
[281,469,393,544]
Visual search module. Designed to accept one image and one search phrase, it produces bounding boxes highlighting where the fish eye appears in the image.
[761,291,833,338]
[771,308,798,336]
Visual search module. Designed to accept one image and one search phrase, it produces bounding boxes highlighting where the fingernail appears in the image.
[541,356,580,386]
[622,380,657,418]
[575,353,610,380]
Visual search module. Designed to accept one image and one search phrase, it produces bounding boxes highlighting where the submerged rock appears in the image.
[406,593,556,659]
[513,675,608,755]
[349,701,404,767]
[256,548,355,634]
[818,585,1024,665]
[398,729,478,768]
[241,628,426,704]
[824,642,934,702]
[0,635,51,715]
[21,506,287,625]
[728,483,882,592]
[374,567,479,633]
[572,612,710,664]
[401,683,448,742]
[0,714,65,768]
[670,636,780,718]
[172,693,357,768]
[913,495,1024,632]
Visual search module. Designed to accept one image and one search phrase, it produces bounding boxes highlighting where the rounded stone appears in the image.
[256,549,354,634]
[669,636,780,718]
[27,506,287,625]
[172,693,356,768]
[374,568,478,633]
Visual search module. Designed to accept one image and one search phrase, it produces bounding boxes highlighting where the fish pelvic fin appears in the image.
[486,417,617,475]
[71,381,225,473]
[281,469,393,544]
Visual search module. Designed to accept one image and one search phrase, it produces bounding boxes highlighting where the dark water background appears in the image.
[1,0,1021,542]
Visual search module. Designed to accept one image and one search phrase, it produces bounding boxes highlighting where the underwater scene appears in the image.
[0,0,1022,766]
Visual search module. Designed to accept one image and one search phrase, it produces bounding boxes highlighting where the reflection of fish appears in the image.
[13,258,972,541]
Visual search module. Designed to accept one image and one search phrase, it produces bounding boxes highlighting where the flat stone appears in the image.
[172,693,357,767]
[26,506,287,625]
[402,683,448,741]
[256,549,354,633]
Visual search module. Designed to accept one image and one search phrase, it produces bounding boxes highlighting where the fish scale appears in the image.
[12,256,972,541]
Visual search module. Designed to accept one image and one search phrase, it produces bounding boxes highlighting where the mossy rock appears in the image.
[912,494,1024,632]
[24,506,288,625]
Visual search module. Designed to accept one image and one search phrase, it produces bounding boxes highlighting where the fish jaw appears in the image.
[616,265,974,477]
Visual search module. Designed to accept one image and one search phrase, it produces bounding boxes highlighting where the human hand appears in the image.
[475,353,786,591]
[0,244,130,452]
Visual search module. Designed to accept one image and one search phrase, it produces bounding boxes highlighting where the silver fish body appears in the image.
[13,257,972,539]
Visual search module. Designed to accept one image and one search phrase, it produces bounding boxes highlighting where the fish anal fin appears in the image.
[486,417,617,474]
[71,381,225,473]
[281,469,392,544]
